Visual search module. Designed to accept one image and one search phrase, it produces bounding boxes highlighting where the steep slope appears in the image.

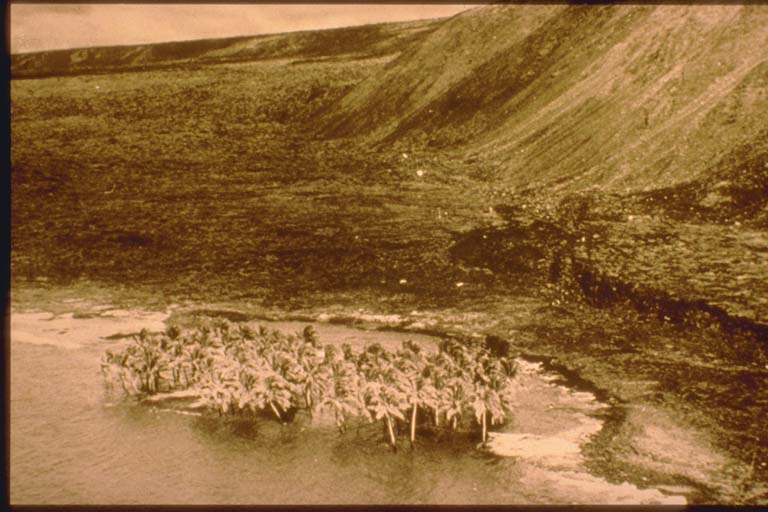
[10,18,440,78]
[321,4,565,139]
[321,4,768,193]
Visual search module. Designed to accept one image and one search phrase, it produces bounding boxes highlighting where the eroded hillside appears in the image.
[318,4,768,330]
[323,5,768,193]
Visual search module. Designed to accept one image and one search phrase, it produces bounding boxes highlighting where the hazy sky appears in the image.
[10,4,477,54]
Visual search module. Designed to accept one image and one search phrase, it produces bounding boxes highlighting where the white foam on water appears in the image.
[153,408,203,417]
[490,433,581,466]
[11,328,84,350]
[100,309,133,318]
[486,357,688,505]
[518,465,687,505]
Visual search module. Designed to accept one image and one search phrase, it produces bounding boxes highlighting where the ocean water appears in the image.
[9,308,684,505]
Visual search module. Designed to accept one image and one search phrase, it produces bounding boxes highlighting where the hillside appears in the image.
[10,18,441,78]
[318,3,768,329]
[322,4,768,193]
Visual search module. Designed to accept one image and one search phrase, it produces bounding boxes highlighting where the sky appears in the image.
[9,3,477,54]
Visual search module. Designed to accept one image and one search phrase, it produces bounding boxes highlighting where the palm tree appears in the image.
[296,338,329,414]
[302,325,321,348]
[320,357,364,433]
[357,343,390,381]
[237,375,268,414]
[235,353,271,413]
[358,349,409,450]
[396,341,438,446]
[187,342,212,384]
[443,376,467,432]
[426,350,456,427]
[363,379,405,450]
[166,335,190,389]
[434,340,475,434]
[197,361,240,415]
[263,373,294,421]
[128,331,169,395]
[341,343,357,364]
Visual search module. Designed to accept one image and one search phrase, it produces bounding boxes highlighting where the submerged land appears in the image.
[10,4,768,504]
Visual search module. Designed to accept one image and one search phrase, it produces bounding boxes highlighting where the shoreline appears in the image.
[10,286,727,504]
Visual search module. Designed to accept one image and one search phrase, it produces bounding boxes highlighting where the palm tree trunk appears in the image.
[482,412,487,443]
[434,407,439,427]
[452,415,458,431]
[410,404,417,445]
[269,401,282,421]
[385,415,397,451]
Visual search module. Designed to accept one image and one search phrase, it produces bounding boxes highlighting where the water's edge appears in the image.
[10,302,689,504]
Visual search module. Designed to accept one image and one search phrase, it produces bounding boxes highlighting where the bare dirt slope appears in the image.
[320,4,768,328]
[10,18,440,78]
[323,5,768,192]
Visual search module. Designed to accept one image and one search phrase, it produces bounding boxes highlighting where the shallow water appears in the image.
[10,307,684,504]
